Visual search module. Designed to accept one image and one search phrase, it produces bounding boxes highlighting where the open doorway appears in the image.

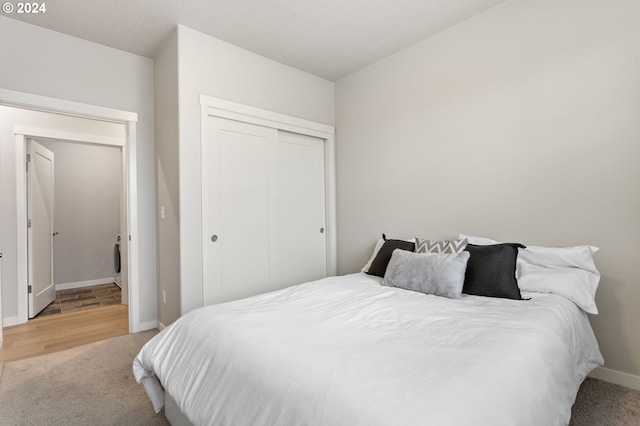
[28,137,127,319]
[0,89,144,349]
[11,115,130,330]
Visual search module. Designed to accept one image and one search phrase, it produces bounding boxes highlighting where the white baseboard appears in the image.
[2,316,18,328]
[589,366,640,391]
[55,277,115,291]
[157,321,167,331]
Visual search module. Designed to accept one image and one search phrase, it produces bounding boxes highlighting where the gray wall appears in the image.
[336,0,640,378]
[39,140,121,286]
[155,31,181,327]
[0,16,157,329]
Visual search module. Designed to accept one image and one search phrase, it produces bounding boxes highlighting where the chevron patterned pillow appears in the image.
[415,237,468,254]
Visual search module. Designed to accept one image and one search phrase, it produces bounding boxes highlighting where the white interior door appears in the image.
[203,117,278,304]
[27,139,56,318]
[271,130,326,289]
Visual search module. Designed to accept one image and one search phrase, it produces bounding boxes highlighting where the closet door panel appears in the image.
[203,117,277,304]
[272,131,326,289]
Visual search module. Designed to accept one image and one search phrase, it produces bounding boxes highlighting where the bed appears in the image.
[133,270,603,426]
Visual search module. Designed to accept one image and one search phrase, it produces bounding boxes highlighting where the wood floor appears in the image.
[2,304,129,363]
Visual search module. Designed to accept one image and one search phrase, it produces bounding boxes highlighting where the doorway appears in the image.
[0,88,142,339]
[14,125,129,327]
[27,137,126,319]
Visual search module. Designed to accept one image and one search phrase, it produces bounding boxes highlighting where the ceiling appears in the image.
[7,0,506,81]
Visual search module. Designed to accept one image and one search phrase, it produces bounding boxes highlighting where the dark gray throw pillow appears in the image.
[383,250,470,298]
[463,243,526,300]
[367,238,415,277]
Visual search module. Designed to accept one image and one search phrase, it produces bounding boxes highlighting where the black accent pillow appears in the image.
[463,243,526,300]
[367,238,415,277]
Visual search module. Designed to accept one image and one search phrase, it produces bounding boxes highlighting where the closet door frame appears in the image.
[199,95,337,289]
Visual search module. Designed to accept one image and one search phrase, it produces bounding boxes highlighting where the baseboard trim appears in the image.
[157,321,167,331]
[589,366,640,391]
[2,316,18,328]
[55,277,115,291]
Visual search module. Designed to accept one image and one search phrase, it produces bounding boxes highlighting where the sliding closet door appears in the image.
[203,117,327,306]
[203,117,278,304]
[271,131,326,289]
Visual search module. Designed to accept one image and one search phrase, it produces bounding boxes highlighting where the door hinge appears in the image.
[27,219,32,228]
[28,285,32,294]
[26,153,31,171]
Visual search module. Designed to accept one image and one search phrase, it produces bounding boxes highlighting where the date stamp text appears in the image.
[2,2,47,14]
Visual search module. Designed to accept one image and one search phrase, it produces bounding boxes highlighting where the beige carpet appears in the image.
[0,330,169,426]
[1,330,639,426]
[571,377,640,425]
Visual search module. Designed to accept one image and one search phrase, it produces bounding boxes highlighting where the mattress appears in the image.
[134,273,603,426]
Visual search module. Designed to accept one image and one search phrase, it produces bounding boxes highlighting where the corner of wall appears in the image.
[154,27,181,327]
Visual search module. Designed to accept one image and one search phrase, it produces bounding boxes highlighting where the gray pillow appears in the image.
[383,249,470,299]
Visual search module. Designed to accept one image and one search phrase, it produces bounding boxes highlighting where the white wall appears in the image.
[336,0,640,380]
[0,106,125,324]
[0,17,157,329]
[38,139,121,286]
[176,26,335,317]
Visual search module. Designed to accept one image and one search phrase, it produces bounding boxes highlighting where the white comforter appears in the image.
[133,273,603,426]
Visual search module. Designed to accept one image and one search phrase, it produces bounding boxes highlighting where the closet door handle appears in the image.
[320,228,324,234]
[211,234,218,242]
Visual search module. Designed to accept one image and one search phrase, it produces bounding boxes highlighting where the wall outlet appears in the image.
[160,206,165,220]
[162,289,167,304]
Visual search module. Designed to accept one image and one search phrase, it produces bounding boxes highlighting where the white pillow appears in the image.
[459,234,600,314]
[459,234,498,246]
[517,246,600,314]
[361,237,415,273]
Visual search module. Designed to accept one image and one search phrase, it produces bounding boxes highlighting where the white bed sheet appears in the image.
[133,273,603,426]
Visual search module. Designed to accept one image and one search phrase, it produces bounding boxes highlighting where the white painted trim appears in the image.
[589,366,640,391]
[14,125,124,147]
[199,104,209,307]
[54,278,115,291]
[15,134,28,325]
[157,321,167,331]
[324,134,337,276]
[125,122,142,333]
[200,96,338,283]
[0,88,137,122]
[199,94,335,139]
[2,89,142,334]
[2,316,18,328]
